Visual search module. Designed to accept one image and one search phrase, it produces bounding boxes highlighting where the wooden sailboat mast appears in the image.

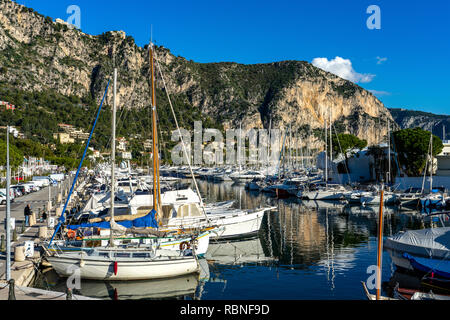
[110,68,117,247]
[376,186,384,300]
[149,42,161,212]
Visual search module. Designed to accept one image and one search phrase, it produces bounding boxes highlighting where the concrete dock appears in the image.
[0,175,96,300]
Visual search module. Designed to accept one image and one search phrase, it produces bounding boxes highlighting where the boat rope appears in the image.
[48,79,111,248]
[153,48,210,222]
[331,122,351,185]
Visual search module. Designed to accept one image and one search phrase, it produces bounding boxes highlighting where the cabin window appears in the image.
[133,253,149,258]
[115,252,130,258]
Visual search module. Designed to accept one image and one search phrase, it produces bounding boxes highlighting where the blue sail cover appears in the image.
[67,209,159,230]
[403,253,450,279]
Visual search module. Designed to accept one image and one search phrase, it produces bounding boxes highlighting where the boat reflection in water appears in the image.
[205,236,275,265]
[36,256,212,300]
[75,274,199,300]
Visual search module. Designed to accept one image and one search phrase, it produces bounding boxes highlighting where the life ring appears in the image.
[67,229,76,240]
[179,241,190,251]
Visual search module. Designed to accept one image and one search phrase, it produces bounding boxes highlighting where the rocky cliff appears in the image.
[0,0,394,148]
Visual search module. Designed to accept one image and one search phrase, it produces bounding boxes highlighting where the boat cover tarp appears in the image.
[384,227,450,259]
[67,209,159,230]
[403,253,450,279]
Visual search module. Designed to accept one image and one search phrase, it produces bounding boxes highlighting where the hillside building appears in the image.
[436,140,450,176]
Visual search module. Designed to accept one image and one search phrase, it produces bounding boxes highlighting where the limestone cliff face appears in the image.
[0,0,393,147]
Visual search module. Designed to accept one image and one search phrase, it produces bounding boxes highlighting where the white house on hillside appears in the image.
[436,140,450,176]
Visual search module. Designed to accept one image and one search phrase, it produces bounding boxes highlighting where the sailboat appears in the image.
[44,48,200,281]
[297,109,351,201]
[419,132,448,209]
[142,46,275,240]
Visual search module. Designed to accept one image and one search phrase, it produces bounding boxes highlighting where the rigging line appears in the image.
[331,122,351,185]
[48,79,111,247]
[389,129,401,180]
[153,48,209,220]
[101,102,130,153]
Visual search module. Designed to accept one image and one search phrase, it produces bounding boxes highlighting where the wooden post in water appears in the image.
[376,185,384,300]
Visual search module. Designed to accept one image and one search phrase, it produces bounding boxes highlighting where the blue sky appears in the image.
[13,0,450,115]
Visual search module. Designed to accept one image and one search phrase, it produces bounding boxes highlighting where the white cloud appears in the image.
[311,56,375,83]
[368,90,391,96]
[376,56,387,65]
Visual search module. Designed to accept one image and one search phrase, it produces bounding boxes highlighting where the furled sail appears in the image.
[68,210,159,230]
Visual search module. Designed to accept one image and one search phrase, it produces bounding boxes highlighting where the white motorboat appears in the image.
[229,170,265,183]
[270,177,305,198]
[298,184,350,201]
[394,187,422,208]
[360,191,397,206]
[420,192,447,209]
[384,227,450,271]
[160,202,274,240]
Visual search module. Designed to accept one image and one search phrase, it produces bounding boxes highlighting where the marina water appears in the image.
[33,180,432,300]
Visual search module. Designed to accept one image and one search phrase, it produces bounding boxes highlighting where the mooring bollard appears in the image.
[8,279,16,300]
[0,234,5,252]
[14,245,25,262]
[39,226,48,239]
[30,212,36,227]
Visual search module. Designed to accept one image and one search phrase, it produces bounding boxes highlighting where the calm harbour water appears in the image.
[34,180,431,300]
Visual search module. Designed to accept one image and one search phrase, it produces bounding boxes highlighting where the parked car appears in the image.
[0,188,15,202]
[18,184,31,194]
[12,188,22,197]
[32,177,50,187]
[12,185,27,195]
[22,182,39,192]
[0,192,6,205]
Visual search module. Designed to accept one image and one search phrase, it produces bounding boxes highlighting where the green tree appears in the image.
[393,127,443,176]
[0,140,24,168]
[331,133,367,174]
[331,133,368,156]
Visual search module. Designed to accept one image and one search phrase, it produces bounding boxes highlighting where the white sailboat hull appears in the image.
[165,209,268,240]
[97,229,213,256]
[299,190,347,200]
[360,193,396,206]
[47,252,199,281]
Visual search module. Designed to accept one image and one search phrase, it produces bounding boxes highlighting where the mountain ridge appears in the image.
[389,108,450,141]
[0,0,394,150]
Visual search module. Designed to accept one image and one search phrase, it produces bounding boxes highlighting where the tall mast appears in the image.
[329,109,332,164]
[267,117,271,176]
[387,120,391,185]
[289,123,292,172]
[6,126,11,280]
[324,116,328,186]
[110,68,117,247]
[239,122,242,174]
[376,184,385,300]
[149,42,161,212]
[430,131,433,192]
